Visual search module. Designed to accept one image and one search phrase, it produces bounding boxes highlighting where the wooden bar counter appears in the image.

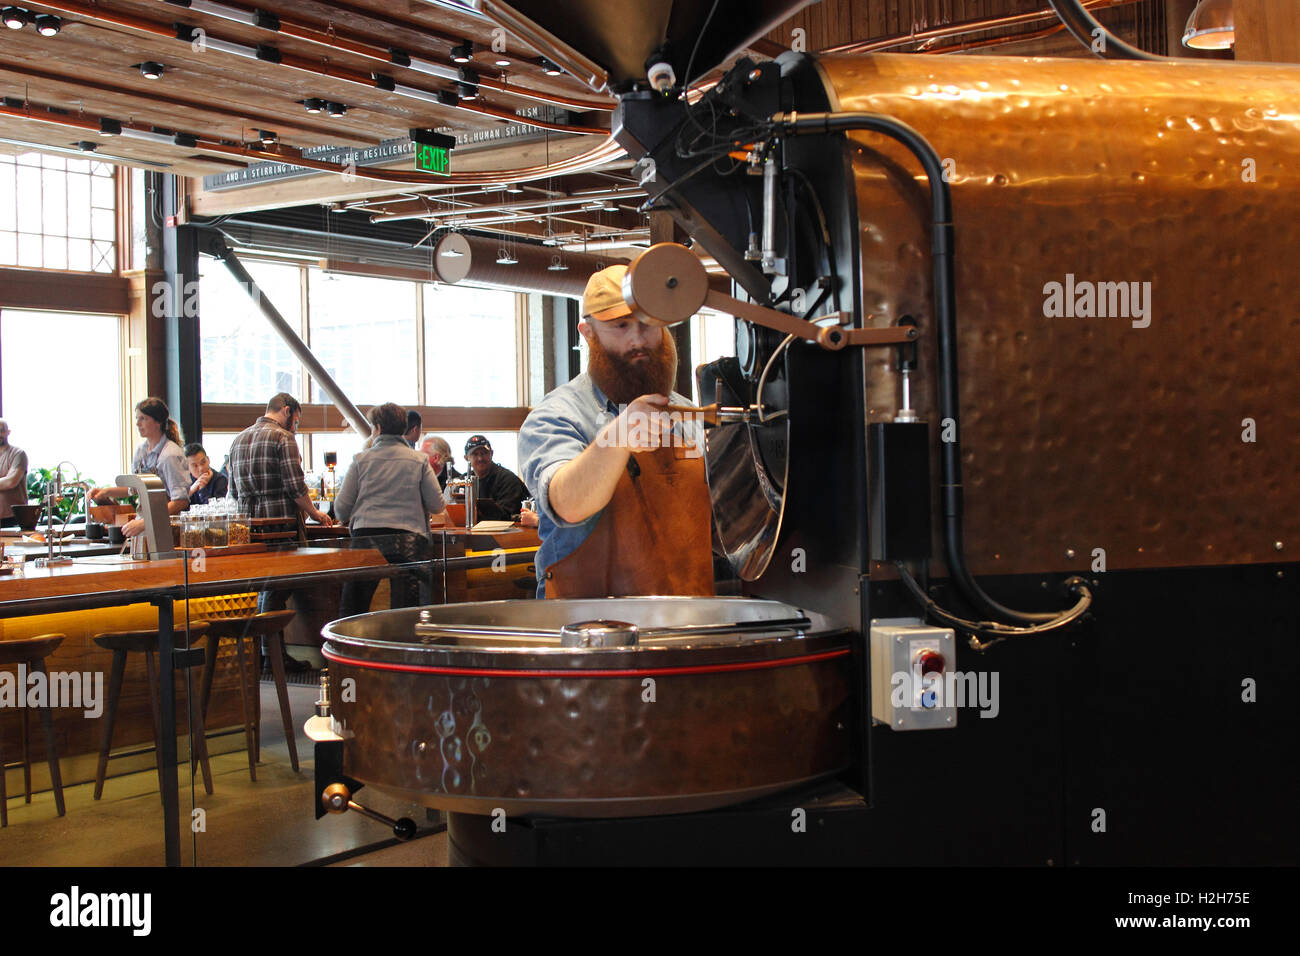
[0,547,388,799]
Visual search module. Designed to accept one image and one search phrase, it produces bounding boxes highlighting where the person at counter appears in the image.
[227,393,332,527]
[419,435,462,491]
[463,435,528,517]
[183,443,228,505]
[90,397,191,537]
[0,418,28,527]
[518,263,713,599]
[336,402,446,617]
[403,409,422,448]
[228,392,333,671]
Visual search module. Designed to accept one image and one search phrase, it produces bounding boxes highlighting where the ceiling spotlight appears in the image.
[450,41,473,64]
[539,57,563,76]
[439,246,464,258]
[1183,0,1234,50]
[457,83,479,101]
[76,140,97,152]
[494,57,510,67]
[303,98,325,114]
[2,7,28,30]
[139,62,165,80]
[98,117,122,137]
[547,255,568,271]
[495,248,518,265]
[325,101,347,117]
[173,132,197,148]
[503,183,524,194]
[258,129,278,145]
[34,13,59,36]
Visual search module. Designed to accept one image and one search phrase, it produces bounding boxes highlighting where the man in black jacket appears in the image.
[464,434,528,516]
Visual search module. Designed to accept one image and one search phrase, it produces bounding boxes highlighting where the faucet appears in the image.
[34,462,80,567]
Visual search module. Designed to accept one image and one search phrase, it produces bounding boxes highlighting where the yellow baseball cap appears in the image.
[582,264,633,322]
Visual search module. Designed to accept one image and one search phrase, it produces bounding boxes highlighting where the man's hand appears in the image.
[518,506,539,528]
[191,471,211,493]
[549,394,676,525]
[613,394,674,454]
[121,517,144,538]
[311,507,335,527]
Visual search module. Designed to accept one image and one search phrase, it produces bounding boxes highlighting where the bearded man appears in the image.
[518,262,715,599]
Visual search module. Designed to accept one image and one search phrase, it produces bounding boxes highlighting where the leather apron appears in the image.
[544,443,715,599]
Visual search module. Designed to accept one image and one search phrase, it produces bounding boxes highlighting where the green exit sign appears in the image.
[414,143,451,175]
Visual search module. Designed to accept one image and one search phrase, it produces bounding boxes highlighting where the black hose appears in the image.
[771,110,1061,626]
[896,562,1094,650]
[1047,0,1162,60]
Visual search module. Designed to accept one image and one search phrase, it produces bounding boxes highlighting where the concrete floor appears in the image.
[0,677,446,867]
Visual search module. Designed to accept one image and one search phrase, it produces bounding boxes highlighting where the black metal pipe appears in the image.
[206,236,371,438]
[772,110,1056,626]
[1047,0,1162,60]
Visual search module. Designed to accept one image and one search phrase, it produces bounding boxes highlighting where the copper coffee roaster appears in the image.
[311,14,1299,864]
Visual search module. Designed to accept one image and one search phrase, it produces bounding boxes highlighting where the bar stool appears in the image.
[198,610,299,776]
[92,622,213,801]
[0,635,66,827]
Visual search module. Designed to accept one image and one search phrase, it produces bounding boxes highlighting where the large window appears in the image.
[308,271,418,406]
[1,310,123,481]
[0,153,116,273]
[199,258,303,403]
[423,284,519,406]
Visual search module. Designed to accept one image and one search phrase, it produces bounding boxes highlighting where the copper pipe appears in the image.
[28,0,608,135]
[143,0,615,111]
[475,0,611,93]
[923,22,1070,54]
[826,0,1138,55]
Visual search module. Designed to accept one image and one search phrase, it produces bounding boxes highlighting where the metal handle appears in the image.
[321,783,417,841]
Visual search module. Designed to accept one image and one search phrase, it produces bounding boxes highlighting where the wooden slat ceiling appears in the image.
[0,0,614,172]
[0,0,1167,245]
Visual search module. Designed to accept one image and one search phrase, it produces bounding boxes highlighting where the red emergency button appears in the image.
[917,650,945,676]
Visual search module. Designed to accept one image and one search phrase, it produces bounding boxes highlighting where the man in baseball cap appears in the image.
[462,433,528,517]
[517,255,714,600]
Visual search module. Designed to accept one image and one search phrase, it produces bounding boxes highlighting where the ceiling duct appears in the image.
[433,233,625,296]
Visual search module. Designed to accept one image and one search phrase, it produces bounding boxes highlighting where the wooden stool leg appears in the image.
[32,659,65,817]
[265,632,299,772]
[144,649,166,806]
[200,635,220,723]
[234,637,257,782]
[254,645,262,765]
[93,649,128,800]
[20,705,31,803]
[1,724,8,827]
[186,667,214,796]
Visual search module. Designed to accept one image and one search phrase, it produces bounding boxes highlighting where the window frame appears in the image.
[198,255,534,471]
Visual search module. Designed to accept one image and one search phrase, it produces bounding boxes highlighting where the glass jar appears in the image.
[228,510,251,546]
[181,513,205,549]
[204,512,229,548]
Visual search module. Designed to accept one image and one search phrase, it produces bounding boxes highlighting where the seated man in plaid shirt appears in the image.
[228,392,334,670]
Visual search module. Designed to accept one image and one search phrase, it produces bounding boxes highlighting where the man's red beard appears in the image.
[587,327,678,406]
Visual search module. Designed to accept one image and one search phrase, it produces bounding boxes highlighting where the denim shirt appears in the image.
[518,372,697,598]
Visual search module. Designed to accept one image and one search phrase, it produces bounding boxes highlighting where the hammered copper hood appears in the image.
[479,0,814,89]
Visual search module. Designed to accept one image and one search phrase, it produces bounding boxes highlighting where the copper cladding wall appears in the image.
[815,53,1300,576]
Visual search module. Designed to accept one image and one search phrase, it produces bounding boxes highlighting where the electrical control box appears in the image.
[870,617,958,731]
